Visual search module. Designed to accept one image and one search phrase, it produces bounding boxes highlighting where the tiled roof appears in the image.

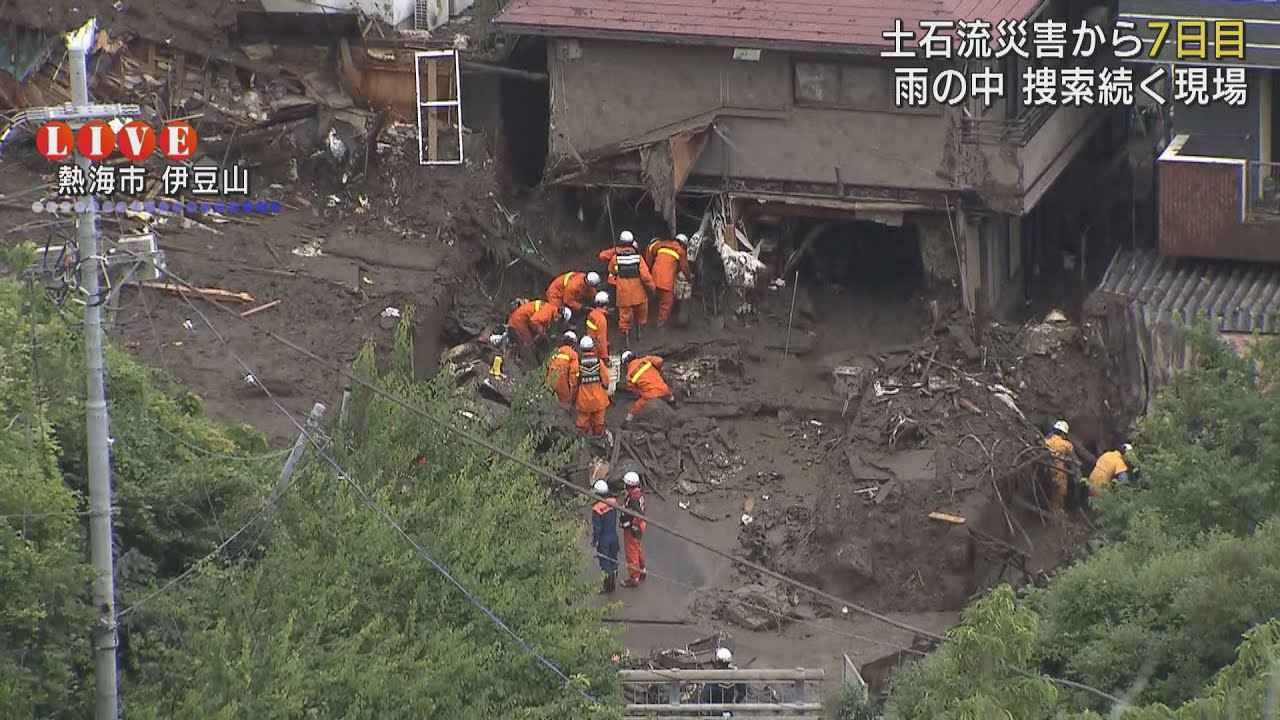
[1097,249,1280,334]
[494,0,1043,51]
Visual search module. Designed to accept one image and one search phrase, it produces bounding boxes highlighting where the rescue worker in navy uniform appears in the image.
[590,480,620,594]
[699,647,747,717]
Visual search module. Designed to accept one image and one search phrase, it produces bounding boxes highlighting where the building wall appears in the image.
[548,38,964,192]
[1169,70,1264,158]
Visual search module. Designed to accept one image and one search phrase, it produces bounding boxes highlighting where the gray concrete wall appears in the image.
[547,37,1100,215]
[1170,70,1263,159]
[547,38,956,191]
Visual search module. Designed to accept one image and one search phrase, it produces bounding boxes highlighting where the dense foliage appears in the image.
[0,274,618,718]
[885,329,1280,719]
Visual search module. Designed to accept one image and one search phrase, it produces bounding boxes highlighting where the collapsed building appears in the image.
[494,0,1124,316]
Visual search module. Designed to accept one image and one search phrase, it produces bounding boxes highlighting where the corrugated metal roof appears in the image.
[494,0,1043,51]
[1097,249,1280,334]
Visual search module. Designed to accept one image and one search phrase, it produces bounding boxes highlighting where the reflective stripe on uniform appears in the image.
[586,319,598,331]
[580,359,603,384]
[658,247,681,260]
[616,253,641,278]
[553,353,571,362]
[532,300,542,311]
[561,272,574,287]
[629,361,653,384]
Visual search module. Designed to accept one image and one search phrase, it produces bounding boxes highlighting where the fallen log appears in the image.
[140,281,254,303]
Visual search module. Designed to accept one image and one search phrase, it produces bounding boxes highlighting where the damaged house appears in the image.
[495,0,1121,314]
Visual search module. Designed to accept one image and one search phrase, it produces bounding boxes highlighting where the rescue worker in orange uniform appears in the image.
[585,291,611,362]
[598,230,638,292]
[618,471,647,587]
[590,479,620,594]
[1044,420,1076,512]
[571,335,611,437]
[545,330,579,408]
[607,231,654,342]
[546,270,601,314]
[502,299,570,346]
[645,233,692,326]
[1088,443,1132,499]
[620,351,675,423]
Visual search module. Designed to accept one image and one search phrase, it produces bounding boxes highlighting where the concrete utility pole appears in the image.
[69,19,119,720]
[270,402,327,510]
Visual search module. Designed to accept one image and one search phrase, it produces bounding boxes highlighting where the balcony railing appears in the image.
[959,104,1056,145]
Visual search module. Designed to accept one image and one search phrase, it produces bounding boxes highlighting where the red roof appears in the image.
[494,0,1043,51]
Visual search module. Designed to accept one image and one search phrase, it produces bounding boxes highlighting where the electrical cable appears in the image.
[118,501,273,619]
[586,548,928,658]
[162,278,600,707]
[137,263,947,643]
[134,257,1125,706]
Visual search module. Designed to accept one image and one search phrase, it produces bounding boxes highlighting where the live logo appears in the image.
[36,120,198,162]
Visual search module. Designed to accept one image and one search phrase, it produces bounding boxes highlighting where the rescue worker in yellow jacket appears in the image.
[1088,443,1132,498]
[1044,420,1075,513]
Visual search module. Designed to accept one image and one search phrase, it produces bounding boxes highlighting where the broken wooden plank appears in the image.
[874,479,896,505]
[239,299,281,317]
[140,281,254,303]
[928,511,966,525]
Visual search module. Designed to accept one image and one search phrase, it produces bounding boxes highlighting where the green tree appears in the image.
[1031,516,1280,708]
[1099,328,1280,539]
[125,318,621,719]
[0,279,93,717]
[1069,619,1280,720]
[885,586,1059,720]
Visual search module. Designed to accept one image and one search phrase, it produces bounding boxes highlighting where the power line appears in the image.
[141,260,1126,707]
[139,264,946,643]
[587,548,928,658]
[163,279,600,707]
[118,501,272,619]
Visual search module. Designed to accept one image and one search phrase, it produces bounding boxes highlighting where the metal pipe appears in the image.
[619,669,826,681]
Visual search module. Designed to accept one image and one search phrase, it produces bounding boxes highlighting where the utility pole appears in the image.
[269,402,327,511]
[69,19,119,720]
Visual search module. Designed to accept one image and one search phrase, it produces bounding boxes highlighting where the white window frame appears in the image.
[414,49,464,166]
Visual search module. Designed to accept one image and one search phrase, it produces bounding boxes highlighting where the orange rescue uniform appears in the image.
[1088,450,1128,498]
[597,245,630,289]
[1045,434,1075,512]
[609,249,655,332]
[573,352,611,435]
[620,486,647,585]
[646,238,690,325]
[506,299,558,345]
[585,307,610,361]
[546,271,593,313]
[545,344,579,407]
[623,355,671,417]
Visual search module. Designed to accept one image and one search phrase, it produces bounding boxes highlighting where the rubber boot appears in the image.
[601,571,617,594]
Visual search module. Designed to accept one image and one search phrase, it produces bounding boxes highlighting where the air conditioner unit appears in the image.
[414,0,448,30]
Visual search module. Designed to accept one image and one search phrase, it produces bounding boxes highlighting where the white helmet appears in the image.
[623,471,640,487]
[621,350,634,367]
[563,330,578,344]
[593,291,610,306]
[1052,420,1070,435]
[593,480,610,496]
[715,647,732,663]
[675,233,688,243]
[619,230,634,244]
[1122,443,1134,455]
[579,335,595,352]
[560,307,572,322]
[586,271,602,287]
